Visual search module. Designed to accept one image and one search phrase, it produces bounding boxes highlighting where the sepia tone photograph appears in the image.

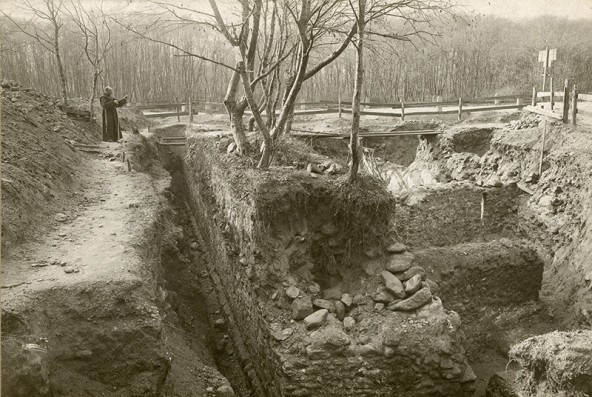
[1,0,591,396]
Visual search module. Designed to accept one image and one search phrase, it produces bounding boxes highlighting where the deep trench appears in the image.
[161,155,255,396]
[154,126,553,397]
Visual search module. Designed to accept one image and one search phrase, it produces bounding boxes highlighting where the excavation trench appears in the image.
[151,120,558,397]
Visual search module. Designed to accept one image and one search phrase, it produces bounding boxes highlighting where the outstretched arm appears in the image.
[100,96,117,110]
[116,95,128,107]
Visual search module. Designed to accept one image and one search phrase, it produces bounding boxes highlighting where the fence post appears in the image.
[539,120,547,176]
[401,102,405,122]
[571,85,578,126]
[189,97,193,124]
[458,97,463,121]
[549,77,554,111]
[436,95,442,112]
[562,79,570,124]
[338,91,342,119]
[494,93,500,106]
[175,96,180,122]
[532,87,537,106]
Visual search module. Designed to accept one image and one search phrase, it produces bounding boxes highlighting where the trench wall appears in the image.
[182,136,477,396]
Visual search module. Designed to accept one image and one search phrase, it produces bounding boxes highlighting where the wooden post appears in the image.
[338,91,342,119]
[562,79,570,124]
[539,120,547,176]
[542,46,549,91]
[458,97,463,121]
[175,96,180,121]
[401,102,405,122]
[436,95,442,112]
[571,85,578,126]
[549,78,554,111]
[189,97,194,123]
[532,86,537,106]
[494,93,500,106]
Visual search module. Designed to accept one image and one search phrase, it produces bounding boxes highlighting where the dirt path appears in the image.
[2,141,161,295]
[1,137,176,396]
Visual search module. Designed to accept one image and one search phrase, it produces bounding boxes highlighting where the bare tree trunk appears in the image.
[89,71,99,122]
[348,0,365,184]
[54,22,68,105]
[223,70,249,154]
[238,61,272,169]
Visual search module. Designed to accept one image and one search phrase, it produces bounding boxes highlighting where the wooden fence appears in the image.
[526,79,592,125]
[136,93,529,121]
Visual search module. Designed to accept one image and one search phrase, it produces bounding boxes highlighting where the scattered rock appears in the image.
[352,294,368,306]
[380,270,406,298]
[313,298,335,313]
[373,286,395,304]
[404,274,423,295]
[304,309,329,330]
[363,248,378,258]
[214,318,226,328]
[343,316,355,330]
[485,371,519,397]
[387,242,407,253]
[324,163,342,175]
[334,301,346,321]
[389,288,432,311]
[54,213,68,222]
[423,279,440,295]
[307,163,323,174]
[309,282,321,294]
[341,293,353,307]
[63,268,79,274]
[374,303,385,311]
[291,296,314,320]
[226,142,237,154]
[285,286,300,300]
[190,242,199,250]
[386,253,414,273]
[396,266,427,282]
[271,327,294,342]
[216,384,235,397]
[485,174,503,187]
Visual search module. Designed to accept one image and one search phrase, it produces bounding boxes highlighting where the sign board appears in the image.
[538,48,558,65]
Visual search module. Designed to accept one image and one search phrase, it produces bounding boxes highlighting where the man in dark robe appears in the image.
[100,86,127,142]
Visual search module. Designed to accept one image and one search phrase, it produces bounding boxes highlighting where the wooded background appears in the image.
[2,13,592,104]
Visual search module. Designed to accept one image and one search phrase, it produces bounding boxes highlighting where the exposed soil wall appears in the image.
[396,115,592,327]
[181,135,477,396]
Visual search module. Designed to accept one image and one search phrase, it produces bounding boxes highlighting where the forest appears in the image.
[2,3,592,105]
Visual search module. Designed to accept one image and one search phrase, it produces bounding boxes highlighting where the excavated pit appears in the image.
[152,113,592,396]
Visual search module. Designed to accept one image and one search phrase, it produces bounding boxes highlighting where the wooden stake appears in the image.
[549,78,554,111]
[401,102,405,122]
[562,79,569,124]
[458,97,463,121]
[539,121,547,176]
[571,85,578,126]
[127,159,132,172]
[532,86,537,106]
[189,97,193,123]
[175,96,180,122]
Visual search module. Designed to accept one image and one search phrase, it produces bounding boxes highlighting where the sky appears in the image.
[2,0,592,20]
[457,0,592,19]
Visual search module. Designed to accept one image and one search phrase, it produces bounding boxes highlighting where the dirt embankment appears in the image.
[177,131,477,397]
[1,87,231,396]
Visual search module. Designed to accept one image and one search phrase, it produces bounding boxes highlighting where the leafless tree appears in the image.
[65,0,113,121]
[2,0,69,105]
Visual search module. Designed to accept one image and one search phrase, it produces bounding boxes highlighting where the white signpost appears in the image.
[538,47,557,92]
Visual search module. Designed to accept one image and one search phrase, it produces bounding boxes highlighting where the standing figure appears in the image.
[100,86,127,142]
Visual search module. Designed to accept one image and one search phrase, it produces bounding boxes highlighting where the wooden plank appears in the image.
[145,111,190,118]
[291,130,440,139]
[579,93,592,102]
[524,105,562,120]
[537,91,566,98]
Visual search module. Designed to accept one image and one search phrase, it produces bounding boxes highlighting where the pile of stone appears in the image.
[372,242,438,312]
[307,160,342,176]
[284,241,440,333]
